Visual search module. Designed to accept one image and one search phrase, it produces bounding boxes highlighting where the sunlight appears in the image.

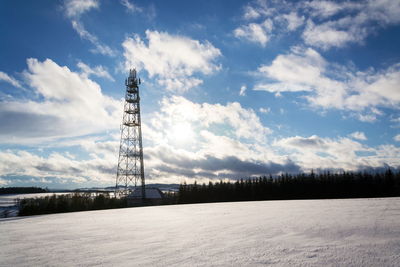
[169,122,195,144]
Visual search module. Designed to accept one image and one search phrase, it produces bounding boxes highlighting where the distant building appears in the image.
[127,188,164,206]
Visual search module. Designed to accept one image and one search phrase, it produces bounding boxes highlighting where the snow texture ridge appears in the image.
[1,198,399,266]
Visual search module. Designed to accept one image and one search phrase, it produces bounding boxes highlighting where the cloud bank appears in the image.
[0,58,121,144]
[255,47,400,119]
[123,30,221,93]
[235,0,400,49]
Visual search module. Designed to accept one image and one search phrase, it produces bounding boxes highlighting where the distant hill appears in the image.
[0,187,48,195]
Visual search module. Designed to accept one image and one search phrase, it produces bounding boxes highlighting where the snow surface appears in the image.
[1,198,399,266]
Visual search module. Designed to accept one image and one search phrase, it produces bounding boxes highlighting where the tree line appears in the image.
[178,170,400,204]
[16,170,400,216]
[18,191,178,216]
[0,187,48,194]
[18,193,126,216]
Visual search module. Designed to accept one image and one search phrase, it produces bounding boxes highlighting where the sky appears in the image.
[0,0,399,189]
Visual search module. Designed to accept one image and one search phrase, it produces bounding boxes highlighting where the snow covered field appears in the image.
[1,198,399,266]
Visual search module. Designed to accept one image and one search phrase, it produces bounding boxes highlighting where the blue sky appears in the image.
[0,0,399,189]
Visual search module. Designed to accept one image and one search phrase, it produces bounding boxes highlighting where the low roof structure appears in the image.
[128,188,164,199]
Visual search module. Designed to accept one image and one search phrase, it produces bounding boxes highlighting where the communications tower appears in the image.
[115,69,145,198]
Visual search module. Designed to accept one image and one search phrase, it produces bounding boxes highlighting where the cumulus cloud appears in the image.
[365,0,400,25]
[242,0,274,20]
[2,87,399,185]
[233,19,273,46]
[349,131,367,141]
[133,95,293,183]
[302,19,366,50]
[0,71,23,89]
[153,96,272,143]
[254,47,400,118]
[151,152,300,180]
[274,135,400,171]
[394,134,400,142]
[304,0,360,18]
[143,143,299,183]
[235,0,400,50]
[122,30,221,93]
[234,1,302,46]
[0,58,121,144]
[144,115,400,182]
[280,12,304,31]
[277,135,327,149]
[0,148,116,187]
[302,0,400,49]
[255,47,327,93]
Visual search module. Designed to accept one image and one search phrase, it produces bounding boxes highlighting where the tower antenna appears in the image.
[115,69,145,199]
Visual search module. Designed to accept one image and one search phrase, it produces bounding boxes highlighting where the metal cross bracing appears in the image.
[115,69,146,198]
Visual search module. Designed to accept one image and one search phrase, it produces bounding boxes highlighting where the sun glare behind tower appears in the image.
[115,69,145,198]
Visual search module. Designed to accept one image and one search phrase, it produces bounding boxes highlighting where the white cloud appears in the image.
[243,6,261,20]
[394,134,400,142]
[120,0,142,13]
[2,83,398,184]
[255,47,333,95]
[349,131,367,141]
[0,148,116,186]
[0,71,23,89]
[304,0,358,18]
[258,47,326,87]
[366,0,400,25]
[236,0,400,50]
[137,95,300,183]
[64,0,99,18]
[120,0,156,20]
[77,61,115,81]
[302,0,400,49]
[71,21,115,56]
[355,113,377,123]
[302,19,365,50]
[63,0,115,56]
[0,58,121,144]
[259,107,271,114]
[305,0,341,18]
[274,135,400,171]
[255,48,400,118]
[154,96,272,144]
[239,85,247,96]
[280,12,304,31]
[234,19,273,46]
[242,0,274,20]
[122,30,221,93]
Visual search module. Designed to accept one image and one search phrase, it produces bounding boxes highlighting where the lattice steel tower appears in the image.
[116,69,145,198]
